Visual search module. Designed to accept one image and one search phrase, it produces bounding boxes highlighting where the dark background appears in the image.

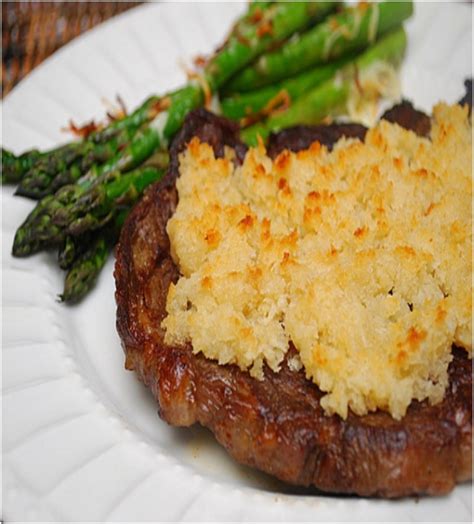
[2,1,142,97]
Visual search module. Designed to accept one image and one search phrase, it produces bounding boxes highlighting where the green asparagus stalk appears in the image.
[226,1,413,92]
[11,116,181,257]
[242,80,348,145]
[15,124,140,199]
[55,153,169,268]
[204,1,338,90]
[12,165,164,256]
[221,55,352,122]
[57,165,165,236]
[58,235,81,270]
[60,209,128,303]
[60,233,110,303]
[1,96,159,185]
[241,27,407,145]
[11,192,68,256]
[91,95,160,143]
[1,148,43,184]
[5,141,94,189]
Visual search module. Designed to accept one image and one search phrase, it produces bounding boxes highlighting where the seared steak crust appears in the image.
[458,79,472,110]
[267,123,367,157]
[381,100,432,137]
[115,108,472,497]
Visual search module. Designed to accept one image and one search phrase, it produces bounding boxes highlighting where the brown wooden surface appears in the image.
[2,1,142,97]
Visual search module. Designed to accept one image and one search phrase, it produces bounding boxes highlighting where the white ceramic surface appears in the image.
[2,2,472,521]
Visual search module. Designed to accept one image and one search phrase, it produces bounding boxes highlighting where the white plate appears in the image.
[2,2,472,521]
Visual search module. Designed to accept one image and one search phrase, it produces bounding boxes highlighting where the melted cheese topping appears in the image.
[163,103,472,419]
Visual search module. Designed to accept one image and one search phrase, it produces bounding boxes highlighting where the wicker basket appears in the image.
[2,1,142,96]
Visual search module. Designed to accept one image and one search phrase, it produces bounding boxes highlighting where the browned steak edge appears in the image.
[115,108,472,498]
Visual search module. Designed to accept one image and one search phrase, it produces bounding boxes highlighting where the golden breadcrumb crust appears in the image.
[163,103,472,419]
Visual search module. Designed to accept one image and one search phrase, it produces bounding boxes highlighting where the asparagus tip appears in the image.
[14,186,39,199]
[12,238,33,258]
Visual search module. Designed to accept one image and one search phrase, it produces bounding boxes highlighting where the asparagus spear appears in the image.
[56,165,165,236]
[11,192,68,256]
[12,165,164,256]
[60,227,112,303]
[1,148,42,184]
[2,95,166,188]
[16,124,139,199]
[57,153,168,270]
[221,55,352,122]
[4,140,99,189]
[226,1,413,93]
[1,97,158,186]
[204,1,338,90]
[91,95,160,142]
[60,209,128,303]
[12,125,165,255]
[241,27,407,145]
[58,234,81,270]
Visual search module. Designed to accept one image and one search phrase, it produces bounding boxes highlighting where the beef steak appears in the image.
[114,107,472,497]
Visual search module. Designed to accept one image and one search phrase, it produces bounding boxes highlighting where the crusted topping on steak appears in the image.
[162,103,472,420]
